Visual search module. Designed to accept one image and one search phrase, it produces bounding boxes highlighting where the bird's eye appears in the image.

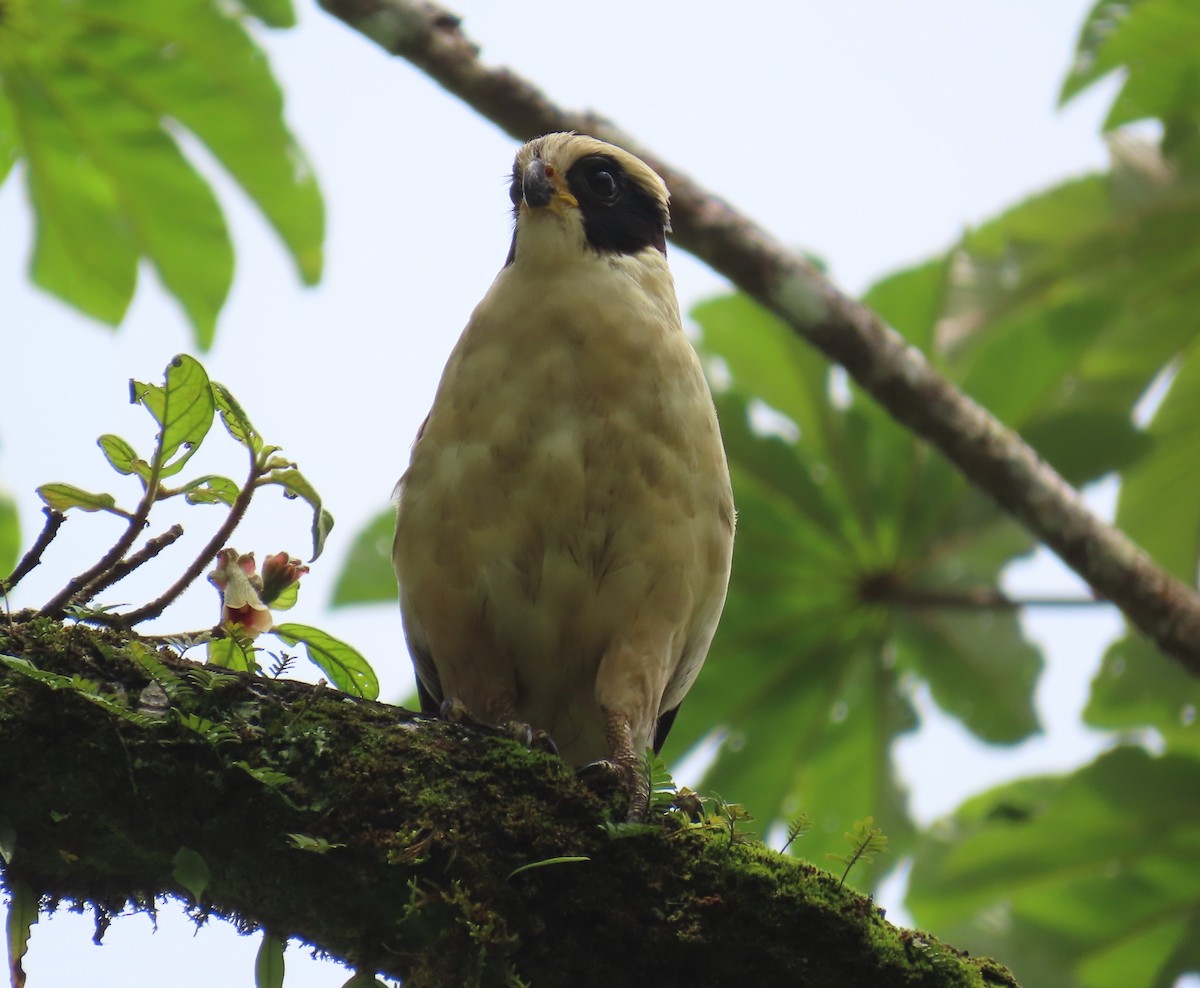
[585,168,619,203]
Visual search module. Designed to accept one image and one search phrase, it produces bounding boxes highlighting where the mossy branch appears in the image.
[0,618,1016,988]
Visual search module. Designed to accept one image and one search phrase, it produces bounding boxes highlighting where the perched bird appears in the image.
[393,133,734,819]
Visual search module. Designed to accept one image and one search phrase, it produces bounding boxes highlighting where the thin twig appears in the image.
[93,458,260,629]
[41,410,168,618]
[315,0,1200,673]
[72,525,186,604]
[2,508,66,594]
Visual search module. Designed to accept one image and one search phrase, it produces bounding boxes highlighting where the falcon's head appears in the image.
[506,133,671,265]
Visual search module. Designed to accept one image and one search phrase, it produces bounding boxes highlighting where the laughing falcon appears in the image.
[393,133,735,819]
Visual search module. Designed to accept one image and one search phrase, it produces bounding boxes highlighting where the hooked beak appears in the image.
[522,159,555,208]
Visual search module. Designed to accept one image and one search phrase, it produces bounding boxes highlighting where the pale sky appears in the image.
[1,1,1132,983]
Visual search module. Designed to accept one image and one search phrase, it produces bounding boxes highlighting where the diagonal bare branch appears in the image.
[316,0,1200,673]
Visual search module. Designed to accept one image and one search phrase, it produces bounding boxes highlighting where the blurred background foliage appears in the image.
[3,0,1200,984]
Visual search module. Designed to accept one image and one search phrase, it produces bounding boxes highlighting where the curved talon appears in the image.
[530,730,558,756]
[438,697,471,723]
[504,720,534,747]
[578,758,621,782]
[577,759,648,821]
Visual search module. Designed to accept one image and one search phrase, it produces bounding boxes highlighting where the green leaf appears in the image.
[6,880,38,988]
[264,468,333,561]
[860,255,951,355]
[96,433,145,478]
[236,0,297,28]
[254,931,286,988]
[826,816,889,888]
[1,60,138,324]
[211,382,263,453]
[893,607,1041,744]
[131,355,215,478]
[1060,0,1200,132]
[0,492,18,580]
[270,581,299,611]
[330,507,396,606]
[36,482,118,514]
[0,0,321,344]
[1115,340,1200,581]
[1086,634,1200,755]
[89,0,324,285]
[272,623,378,699]
[507,856,591,880]
[233,761,294,790]
[0,654,159,726]
[206,635,256,674]
[943,155,1200,470]
[286,833,346,854]
[907,747,1200,988]
[691,294,832,457]
[340,973,388,988]
[172,847,210,902]
[176,711,240,748]
[179,474,241,507]
[0,86,18,187]
[672,290,1043,881]
[0,38,232,339]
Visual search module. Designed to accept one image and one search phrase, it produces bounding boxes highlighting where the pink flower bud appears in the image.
[260,551,309,605]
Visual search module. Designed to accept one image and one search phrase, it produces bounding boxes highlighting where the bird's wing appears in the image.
[408,637,443,714]
[395,413,443,714]
[653,705,680,753]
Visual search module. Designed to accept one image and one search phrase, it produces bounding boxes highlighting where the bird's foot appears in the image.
[527,729,559,756]
[499,719,559,756]
[578,758,650,822]
[438,697,472,723]
[436,698,557,755]
[438,699,557,755]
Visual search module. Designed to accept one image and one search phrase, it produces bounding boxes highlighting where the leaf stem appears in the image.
[40,450,165,617]
[94,448,261,628]
[857,579,1103,610]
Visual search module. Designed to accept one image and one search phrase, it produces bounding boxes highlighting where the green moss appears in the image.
[0,617,1018,987]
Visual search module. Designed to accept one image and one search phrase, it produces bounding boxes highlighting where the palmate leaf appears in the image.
[1061,0,1200,138]
[235,0,297,29]
[0,0,322,347]
[1086,633,1200,756]
[1114,337,1200,582]
[666,293,1043,882]
[907,746,1200,988]
[943,142,1200,483]
[330,507,396,606]
[0,82,17,186]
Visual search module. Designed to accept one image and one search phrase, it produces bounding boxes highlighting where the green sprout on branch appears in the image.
[826,816,889,887]
[0,354,376,699]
